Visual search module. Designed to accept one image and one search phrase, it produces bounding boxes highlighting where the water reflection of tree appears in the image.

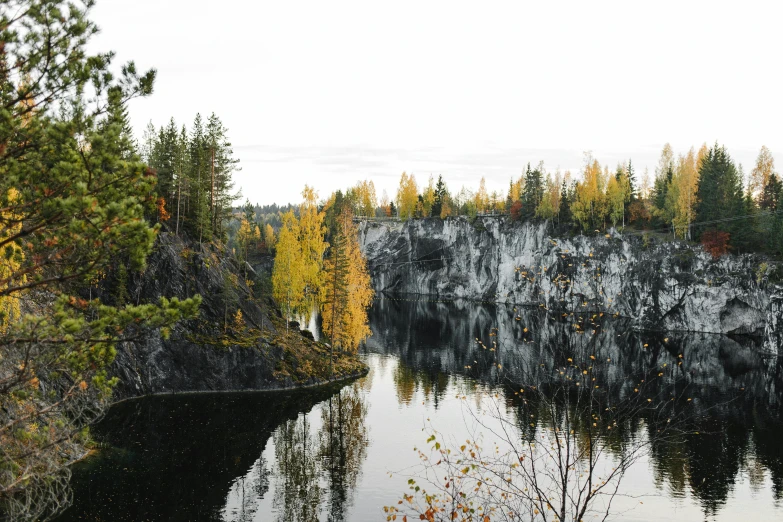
[393,360,450,407]
[270,381,370,522]
[226,457,271,522]
[319,382,370,522]
[273,415,322,522]
[370,298,783,520]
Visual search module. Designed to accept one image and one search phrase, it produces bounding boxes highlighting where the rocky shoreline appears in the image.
[107,232,366,401]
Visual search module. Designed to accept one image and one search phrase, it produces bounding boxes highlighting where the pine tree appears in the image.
[0,3,200,516]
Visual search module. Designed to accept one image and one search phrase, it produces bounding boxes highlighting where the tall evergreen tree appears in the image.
[626,159,637,202]
[98,86,138,160]
[431,175,447,217]
[150,118,178,204]
[188,114,211,241]
[694,144,745,244]
[558,180,572,225]
[206,113,240,238]
[759,173,782,211]
[522,163,544,220]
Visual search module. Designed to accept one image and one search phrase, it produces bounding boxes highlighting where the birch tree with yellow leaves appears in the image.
[272,210,305,330]
[299,186,328,312]
[570,155,607,231]
[263,224,277,252]
[475,177,490,213]
[671,148,700,240]
[396,172,419,220]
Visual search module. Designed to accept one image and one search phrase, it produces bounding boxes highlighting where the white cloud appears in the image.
[91,0,783,204]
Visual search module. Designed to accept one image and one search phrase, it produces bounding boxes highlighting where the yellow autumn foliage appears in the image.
[0,189,24,334]
[264,223,276,251]
[396,172,419,220]
[299,186,328,311]
[321,208,374,353]
[272,210,305,322]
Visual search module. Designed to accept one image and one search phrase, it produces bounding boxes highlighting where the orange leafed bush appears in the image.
[510,200,523,221]
[628,201,650,223]
[157,197,171,221]
[701,230,730,259]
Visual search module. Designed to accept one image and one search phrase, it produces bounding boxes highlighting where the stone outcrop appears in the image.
[108,233,364,400]
[359,217,783,344]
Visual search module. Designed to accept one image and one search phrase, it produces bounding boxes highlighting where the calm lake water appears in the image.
[57,298,783,521]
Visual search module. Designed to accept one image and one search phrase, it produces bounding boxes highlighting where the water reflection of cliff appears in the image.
[367,297,783,513]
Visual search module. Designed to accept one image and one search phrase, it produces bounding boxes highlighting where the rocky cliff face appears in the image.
[108,233,364,400]
[359,217,783,343]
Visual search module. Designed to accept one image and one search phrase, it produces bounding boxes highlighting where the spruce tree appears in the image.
[206,113,240,239]
[150,118,179,204]
[759,173,781,211]
[188,114,211,242]
[432,175,447,217]
[522,164,544,220]
[627,159,637,202]
[558,180,572,225]
[694,145,745,244]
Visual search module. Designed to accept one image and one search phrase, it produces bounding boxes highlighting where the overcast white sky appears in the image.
[91,0,782,205]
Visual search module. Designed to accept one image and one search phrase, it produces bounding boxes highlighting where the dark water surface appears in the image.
[58,299,783,521]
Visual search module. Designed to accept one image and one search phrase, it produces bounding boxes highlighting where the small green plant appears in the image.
[756,262,769,284]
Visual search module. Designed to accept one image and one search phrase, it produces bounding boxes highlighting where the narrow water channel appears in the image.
[57,298,783,521]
